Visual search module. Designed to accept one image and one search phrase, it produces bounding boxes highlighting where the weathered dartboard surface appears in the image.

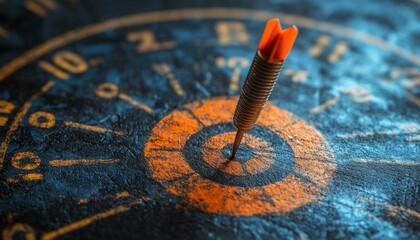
[0,0,419,239]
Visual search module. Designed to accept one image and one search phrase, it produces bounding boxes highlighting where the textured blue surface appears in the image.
[0,0,419,239]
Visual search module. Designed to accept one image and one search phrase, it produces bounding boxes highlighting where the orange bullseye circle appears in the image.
[144,97,336,216]
[202,132,275,176]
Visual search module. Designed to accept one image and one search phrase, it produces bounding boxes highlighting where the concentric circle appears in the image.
[144,97,336,216]
[183,123,294,188]
[202,132,275,176]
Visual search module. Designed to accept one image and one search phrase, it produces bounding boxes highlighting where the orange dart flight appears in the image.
[258,18,298,62]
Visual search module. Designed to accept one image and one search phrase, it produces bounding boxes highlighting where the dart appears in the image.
[231,19,298,159]
[2,2,419,238]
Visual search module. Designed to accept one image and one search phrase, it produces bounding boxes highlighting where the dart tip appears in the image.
[230,129,245,160]
[258,18,298,62]
[229,150,237,160]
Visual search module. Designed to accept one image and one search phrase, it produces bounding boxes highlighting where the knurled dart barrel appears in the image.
[233,51,284,131]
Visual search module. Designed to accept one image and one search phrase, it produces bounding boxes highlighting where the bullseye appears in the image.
[183,122,294,188]
[201,132,275,176]
[202,132,276,176]
[144,97,336,216]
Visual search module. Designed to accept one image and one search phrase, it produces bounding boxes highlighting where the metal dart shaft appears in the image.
[231,51,284,158]
[231,19,298,159]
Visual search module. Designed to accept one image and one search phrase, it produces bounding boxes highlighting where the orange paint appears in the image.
[11,152,41,170]
[118,93,154,114]
[144,110,201,151]
[49,158,119,167]
[95,83,119,98]
[244,155,273,175]
[78,198,89,204]
[0,100,15,114]
[0,117,8,126]
[356,196,420,219]
[41,202,138,240]
[258,101,336,188]
[2,223,36,240]
[202,132,275,176]
[145,97,335,216]
[77,191,131,205]
[184,97,236,127]
[262,176,319,214]
[63,121,126,136]
[28,111,56,128]
[202,148,245,176]
[115,191,130,199]
[7,173,44,183]
[166,175,274,216]
[0,81,54,171]
[148,150,194,182]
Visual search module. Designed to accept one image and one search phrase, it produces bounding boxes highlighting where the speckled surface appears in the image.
[0,0,419,239]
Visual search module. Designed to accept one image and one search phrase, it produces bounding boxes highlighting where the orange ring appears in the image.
[144,97,336,216]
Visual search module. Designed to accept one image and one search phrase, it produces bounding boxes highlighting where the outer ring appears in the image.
[1,8,419,82]
[144,97,336,216]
